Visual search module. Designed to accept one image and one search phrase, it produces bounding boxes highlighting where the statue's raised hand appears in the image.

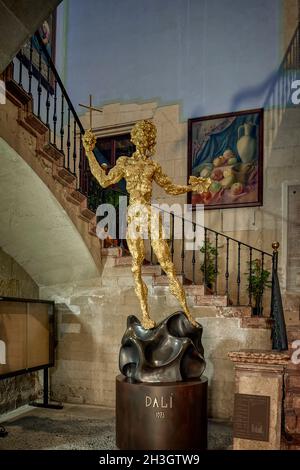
[82,129,97,153]
[189,175,211,194]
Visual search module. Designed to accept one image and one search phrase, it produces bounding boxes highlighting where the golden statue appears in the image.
[82,120,210,329]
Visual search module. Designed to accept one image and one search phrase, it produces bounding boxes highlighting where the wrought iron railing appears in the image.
[6,31,95,201]
[264,20,300,149]
[4,29,288,349]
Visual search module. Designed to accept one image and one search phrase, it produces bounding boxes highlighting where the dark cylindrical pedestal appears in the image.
[116,374,208,450]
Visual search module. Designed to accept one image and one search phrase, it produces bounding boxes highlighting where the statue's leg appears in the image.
[151,236,198,326]
[126,235,155,329]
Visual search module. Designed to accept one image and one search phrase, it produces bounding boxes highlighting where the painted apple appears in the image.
[228,157,238,165]
[231,182,244,195]
[213,156,226,167]
[220,175,236,188]
[223,167,233,178]
[223,149,234,160]
[211,168,223,181]
[200,167,211,178]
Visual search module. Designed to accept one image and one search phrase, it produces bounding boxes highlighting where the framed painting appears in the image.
[187,108,263,210]
[18,10,57,92]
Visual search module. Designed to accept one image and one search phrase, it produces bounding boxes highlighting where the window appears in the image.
[95,133,135,169]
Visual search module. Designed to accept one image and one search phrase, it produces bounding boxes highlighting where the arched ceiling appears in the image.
[0,138,99,286]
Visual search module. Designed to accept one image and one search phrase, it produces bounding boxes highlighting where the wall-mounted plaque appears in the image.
[233,393,270,441]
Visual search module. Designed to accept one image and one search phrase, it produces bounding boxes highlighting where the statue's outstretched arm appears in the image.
[154,163,211,195]
[82,129,126,188]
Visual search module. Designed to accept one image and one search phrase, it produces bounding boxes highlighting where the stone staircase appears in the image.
[282,324,300,449]
[1,45,277,421]
[0,64,101,269]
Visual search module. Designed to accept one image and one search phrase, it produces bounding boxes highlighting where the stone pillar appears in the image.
[228,350,290,450]
[282,325,300,450]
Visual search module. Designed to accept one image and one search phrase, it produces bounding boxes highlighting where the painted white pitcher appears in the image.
[237,122,257,163]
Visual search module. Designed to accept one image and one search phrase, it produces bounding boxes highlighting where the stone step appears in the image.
[152,284,204,297]
[53,166,77,187]
[184,285,205,296]
[79,207,96,223]
[113,256,162,274]
[101,247,123,258]
[43,143,64,163]
[287,325,300,348]
[66,189,87,207]
[101,271,153,288]
[215,306,252,318]
[114,256,133,267]
[19,111,49,137]
[194,305,253,319]
[113,262,161,276]
[6,78,32,106]
[88,224,98,238]
[2,67,102,275]
[194,294,228,307]
[239,317,273,329]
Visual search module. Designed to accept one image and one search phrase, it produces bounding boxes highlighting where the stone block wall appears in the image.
[81,99,300,317]
[41,258,271,420]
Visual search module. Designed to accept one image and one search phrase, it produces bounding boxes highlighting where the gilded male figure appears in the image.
[82,120,210,329]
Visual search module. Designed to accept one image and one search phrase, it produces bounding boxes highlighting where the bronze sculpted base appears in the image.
[82,120,210,329]
[116,375,208,450]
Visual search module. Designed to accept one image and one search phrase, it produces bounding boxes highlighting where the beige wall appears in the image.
[81,100,300,312]
[0,247,41,414]
[282,0,299,53]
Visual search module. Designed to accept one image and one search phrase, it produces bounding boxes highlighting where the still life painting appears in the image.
[188,108,263,209]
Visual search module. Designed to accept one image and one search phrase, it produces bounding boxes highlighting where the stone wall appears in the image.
[0,247,41,414]
[41,256,271,420]
[81,99,300,317]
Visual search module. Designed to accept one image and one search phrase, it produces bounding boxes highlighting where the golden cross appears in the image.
[79,94,102,129]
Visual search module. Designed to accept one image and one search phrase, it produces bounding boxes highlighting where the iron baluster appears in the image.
[79,136,83,193]
[46,63,50,130]
[249,247,253,306]
[37,45,42,119]
[192,222,196,285]
[60,94,65,160]
[28,38,33,96]
[214,233,218,295]
[203,228,208,290]
[225,237,229,297]
[237,242,241,305]
[171,213,175,262]
[181,217,185,281]
[18,56,23,87]
[67,107,71,170]
[53,79,57,146]
[73,120,77,178]
[150,240,153,265]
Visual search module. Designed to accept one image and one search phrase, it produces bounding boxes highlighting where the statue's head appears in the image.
[131,120,156,156]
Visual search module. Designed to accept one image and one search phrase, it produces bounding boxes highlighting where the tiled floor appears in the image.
[0,404,232,450]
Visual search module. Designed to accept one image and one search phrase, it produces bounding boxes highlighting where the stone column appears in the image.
[228,350,290,450]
